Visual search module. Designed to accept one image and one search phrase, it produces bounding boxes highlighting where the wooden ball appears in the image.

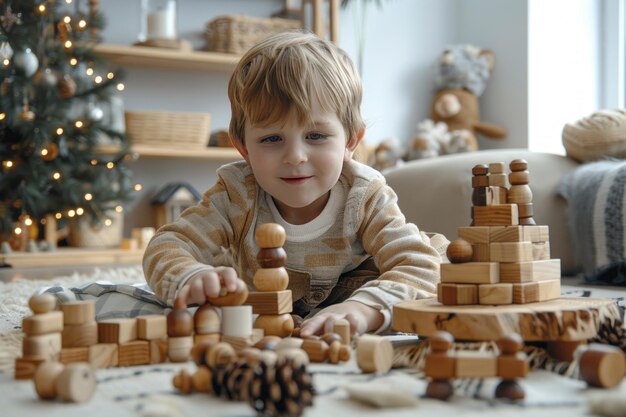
[497,333,524,355]
[34,361,65,400]
[254,313,294,338]
[253,267,289,291]
[579,344,626,388]
[257,247,287,268]
[255,223,286,248]
[207,285,249,307]
[494,379,525,401]
[167,308,193,337]
[55,363,96,403]
[509,159,528,172]
[446,238,473,263]
[29,294,56,314]
[429,331,454,352]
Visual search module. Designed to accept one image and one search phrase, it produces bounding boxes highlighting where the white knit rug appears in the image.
[0,265,146,373]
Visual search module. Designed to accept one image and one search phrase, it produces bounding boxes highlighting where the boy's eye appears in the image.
[307,132,328,141]
[260,135,281,143]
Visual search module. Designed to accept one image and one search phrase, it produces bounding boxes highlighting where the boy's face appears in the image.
[237,100,355,224]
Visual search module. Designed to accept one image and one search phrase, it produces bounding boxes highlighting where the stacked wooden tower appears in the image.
[439,159,561,306]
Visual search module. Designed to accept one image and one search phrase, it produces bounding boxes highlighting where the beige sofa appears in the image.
[384,149,581,275]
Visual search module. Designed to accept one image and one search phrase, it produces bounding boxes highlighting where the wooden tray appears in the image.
[392,297,621,342]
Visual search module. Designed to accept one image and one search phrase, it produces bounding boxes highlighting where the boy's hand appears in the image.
[175,267,246,307]
[298,301,384,338]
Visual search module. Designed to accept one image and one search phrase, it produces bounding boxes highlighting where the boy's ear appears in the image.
[344,128,366,161]
[230,136,249,162]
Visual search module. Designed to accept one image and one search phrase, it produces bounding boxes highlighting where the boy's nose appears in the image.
[283,141,307,165]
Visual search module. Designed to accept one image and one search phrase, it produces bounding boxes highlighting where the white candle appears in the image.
[147,3,176,40]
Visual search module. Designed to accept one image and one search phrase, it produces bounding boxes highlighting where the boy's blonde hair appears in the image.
[228,31,365,144]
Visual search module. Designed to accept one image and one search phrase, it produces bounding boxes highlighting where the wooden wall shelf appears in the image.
[96,144,241,161]
[94,44,240,73]
[0,248,144,268]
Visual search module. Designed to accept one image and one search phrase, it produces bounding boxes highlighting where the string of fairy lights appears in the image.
[0,0,142,242]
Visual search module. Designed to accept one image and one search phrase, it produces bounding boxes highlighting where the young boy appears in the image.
[143,31,443,337]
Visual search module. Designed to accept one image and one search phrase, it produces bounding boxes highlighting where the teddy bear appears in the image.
[407,45,507,160]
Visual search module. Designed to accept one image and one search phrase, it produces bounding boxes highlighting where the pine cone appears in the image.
[211,359,255,401]
[247,358,314,417]
[590,317,626,353]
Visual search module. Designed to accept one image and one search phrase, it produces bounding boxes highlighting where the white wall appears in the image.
[97,0,607,233]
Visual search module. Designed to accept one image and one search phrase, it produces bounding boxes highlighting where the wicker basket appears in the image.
[125,111,211,148]
[562,109,626,162]
[205,15,302,55]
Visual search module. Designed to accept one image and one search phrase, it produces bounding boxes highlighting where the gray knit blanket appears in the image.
[560,159,626,284]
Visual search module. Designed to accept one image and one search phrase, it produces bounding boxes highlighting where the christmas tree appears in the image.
[0,0,135,251]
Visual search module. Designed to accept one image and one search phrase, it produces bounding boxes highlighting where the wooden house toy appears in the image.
[151,182,201,229]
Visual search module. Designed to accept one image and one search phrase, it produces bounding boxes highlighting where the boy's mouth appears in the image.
[281,176,312,184]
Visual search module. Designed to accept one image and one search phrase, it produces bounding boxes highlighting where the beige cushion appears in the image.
[384,149,580,274]
[562,109,626,162]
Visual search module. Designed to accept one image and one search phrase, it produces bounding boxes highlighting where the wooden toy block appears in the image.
[489,225,549,243]
[60,347,89,364]
[301,339,329,362]
[446,238,473,263]
[62,321,98,347]
[149,339,168,364]
[356,334,393,374]
[14,356,46,380]
[497,352,528,379]
[245,290,293,315]
[489,173,507,188]
[253,267,290,291]
[34,361,64,399]
[55,363,97,403]
[488,186,507,204]
[473,204,519,226]
[471,243,490,262]
[254,313,294,338]
[579,344,626,388]
[23,333,62,360]
[221,329,264,353]
[88,343,119,368]
[168,336,193,363]
[441,262,499,284]
[455,351,498,377]
[98,318,137,344]
[167,308,193,337]
[333,318,351,346]
[479,283,513,305]
[499,259,561,283]
[194,333,221,345]
[137,314,167,340]
[489,242,533,263]
[532,241,550,260]
[22,311,64,335]
[458,226,491,243]
[546,340,585,362]
[512,279,561,304]
[28,293,57,314]
[425,352,456,379]
[438,283,478,305]
[59,300,96,325]
[221,305,253,337]
[118,340,151,366]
